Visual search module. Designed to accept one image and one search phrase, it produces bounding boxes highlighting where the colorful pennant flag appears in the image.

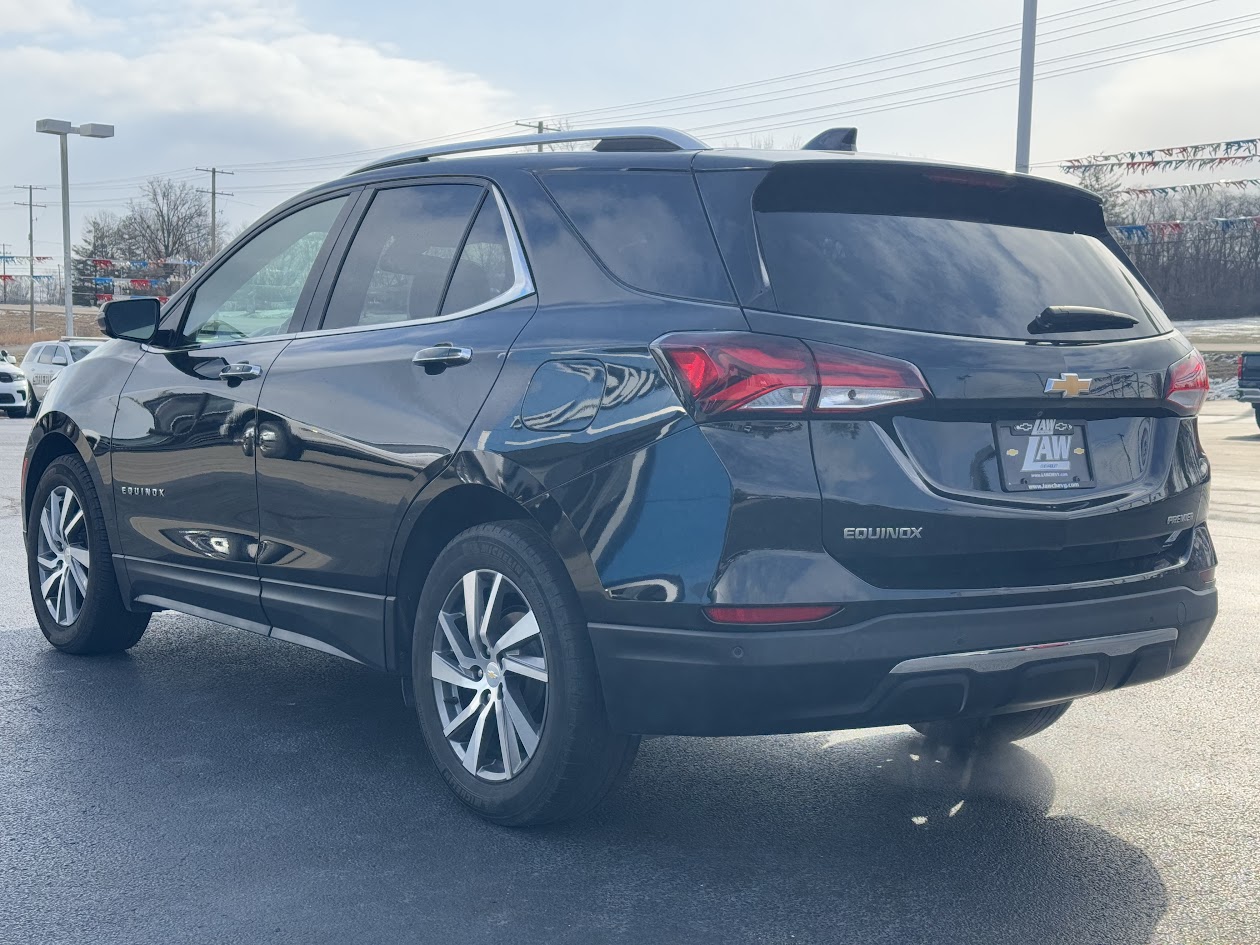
[1120,178,1260,197]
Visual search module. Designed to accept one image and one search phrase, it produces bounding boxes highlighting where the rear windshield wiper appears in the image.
[1028,306,1140,334]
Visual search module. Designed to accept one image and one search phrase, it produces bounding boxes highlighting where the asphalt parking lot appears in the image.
[1,403,1257,945]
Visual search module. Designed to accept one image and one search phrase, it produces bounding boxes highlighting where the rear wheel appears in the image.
[5,408,24,419]
[912,702,1071,746]
[27,454,149,654]
[1254,405,1259,430]
[412,521,638,826]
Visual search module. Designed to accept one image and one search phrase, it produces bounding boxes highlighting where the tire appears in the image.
[5,409,25,419]
[412,520,639,826]
[27,454,149,654]
[1254,405,1259,430]
[912,702,1071,747]
[27,393,39,417]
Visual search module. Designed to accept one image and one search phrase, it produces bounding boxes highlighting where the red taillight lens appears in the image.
[656,334,815,418]
[1167,349,1209,413]
[811,342,929,412]
[704,605,840,625]
[653,332,929,420]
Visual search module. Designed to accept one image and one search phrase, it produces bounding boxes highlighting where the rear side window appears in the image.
[730,163,1167,341]
[23,345,43,365]
[540,170,734,303]
[322,184,485,330]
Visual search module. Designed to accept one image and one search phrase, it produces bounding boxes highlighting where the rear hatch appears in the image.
[696,157,1210,590]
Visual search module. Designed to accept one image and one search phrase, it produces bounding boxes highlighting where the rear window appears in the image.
[539,170,734,303]
[747,163,1169,341]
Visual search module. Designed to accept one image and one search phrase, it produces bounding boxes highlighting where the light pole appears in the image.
[36,119,114,338]
[1014,0,1038,174]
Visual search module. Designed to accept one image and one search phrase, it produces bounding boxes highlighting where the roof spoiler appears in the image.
[802,127,858,153]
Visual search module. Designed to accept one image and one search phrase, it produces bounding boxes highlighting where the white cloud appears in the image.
[0,0,105,34]
[1,0,512,148]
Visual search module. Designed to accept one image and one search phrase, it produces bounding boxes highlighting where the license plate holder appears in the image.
[996,420,1094,492]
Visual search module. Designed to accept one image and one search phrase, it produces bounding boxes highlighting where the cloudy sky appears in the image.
[1,0,1258,260]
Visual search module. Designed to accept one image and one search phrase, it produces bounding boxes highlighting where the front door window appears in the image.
[182,196,348,344]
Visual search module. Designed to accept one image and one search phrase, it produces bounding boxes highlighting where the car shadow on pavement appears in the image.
[9,621,1166,945]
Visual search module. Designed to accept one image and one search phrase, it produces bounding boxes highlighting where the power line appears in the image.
[538,0,1167,124]
[691,16,1260,137]
[543,0,1219,126]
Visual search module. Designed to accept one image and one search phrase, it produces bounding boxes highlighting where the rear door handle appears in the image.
[412,345,473,367]
[219,362,263,381]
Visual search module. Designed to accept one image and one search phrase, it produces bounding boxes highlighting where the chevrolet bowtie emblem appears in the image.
[1044,373,1093,397]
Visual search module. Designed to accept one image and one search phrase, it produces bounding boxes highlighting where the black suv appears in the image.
[23,126,1218,825]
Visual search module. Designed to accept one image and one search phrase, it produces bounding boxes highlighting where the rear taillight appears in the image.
[1166,349,1209,413]
[1239,355,1245,381]
[653,332,929,421]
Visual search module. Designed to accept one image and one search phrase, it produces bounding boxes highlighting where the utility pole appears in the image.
[196,167,234,256]
[15,186,48,331]
[1014,0,1038,173]
[1,243,8,305]
[515,120,562,152]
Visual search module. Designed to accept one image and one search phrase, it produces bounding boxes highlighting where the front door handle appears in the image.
[412,345,473,367]
[220,362,263,381]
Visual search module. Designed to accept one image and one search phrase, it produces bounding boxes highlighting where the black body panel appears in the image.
[111,339,292,629]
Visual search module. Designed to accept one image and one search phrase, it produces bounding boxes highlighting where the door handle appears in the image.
[412,345,473,367]
[220,362,263,381]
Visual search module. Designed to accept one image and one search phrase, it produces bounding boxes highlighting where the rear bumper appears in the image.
[589,584,1217,735]
[1236,387,1260,403]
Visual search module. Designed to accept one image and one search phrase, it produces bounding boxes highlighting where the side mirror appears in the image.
[99,297,161,343]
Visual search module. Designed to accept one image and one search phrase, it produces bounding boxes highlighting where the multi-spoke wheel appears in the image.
[413,521,639,826]
[27,454,149,654]
[35,485,91,626]
[432,570,548,781]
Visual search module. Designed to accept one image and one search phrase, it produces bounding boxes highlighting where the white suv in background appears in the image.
[21,338,106,412]
[0,349,30,419]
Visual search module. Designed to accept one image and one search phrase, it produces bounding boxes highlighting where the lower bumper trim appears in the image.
[888,627,1178,675]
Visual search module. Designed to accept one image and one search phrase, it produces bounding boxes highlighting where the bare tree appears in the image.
[121,178,212,261]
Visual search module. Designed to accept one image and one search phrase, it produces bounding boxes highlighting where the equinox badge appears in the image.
[1044,373,1093,397]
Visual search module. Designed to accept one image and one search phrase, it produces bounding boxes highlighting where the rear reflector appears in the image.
[1166,349,1209,413]
[653,331,929,421]
[704,605,840,625]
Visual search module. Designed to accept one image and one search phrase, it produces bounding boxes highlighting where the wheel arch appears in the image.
[384,451,602,674]
[23,414,99,534]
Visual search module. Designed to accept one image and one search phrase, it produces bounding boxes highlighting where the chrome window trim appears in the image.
[143,183,534,355]
[888,627,1178,675]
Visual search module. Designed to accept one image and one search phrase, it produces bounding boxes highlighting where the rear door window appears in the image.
[321,184,485,330]
[539,170,734,303]
[723,163,1168,341]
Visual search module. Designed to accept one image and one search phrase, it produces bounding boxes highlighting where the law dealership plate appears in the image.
[996,419,1094,492]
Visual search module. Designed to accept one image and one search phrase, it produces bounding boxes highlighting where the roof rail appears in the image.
[354,126,708,173]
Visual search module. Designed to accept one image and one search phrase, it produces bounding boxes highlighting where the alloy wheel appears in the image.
[35,485,90,626]
[431,569,548,782]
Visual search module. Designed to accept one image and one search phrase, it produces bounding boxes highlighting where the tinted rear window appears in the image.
[539,170,734,303]
[748,163,1168,341]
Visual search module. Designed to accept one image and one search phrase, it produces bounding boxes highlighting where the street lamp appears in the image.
[36,119,114,338]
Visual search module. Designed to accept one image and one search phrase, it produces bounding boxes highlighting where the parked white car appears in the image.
[21,337,107,411]
[0,349,30,418]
